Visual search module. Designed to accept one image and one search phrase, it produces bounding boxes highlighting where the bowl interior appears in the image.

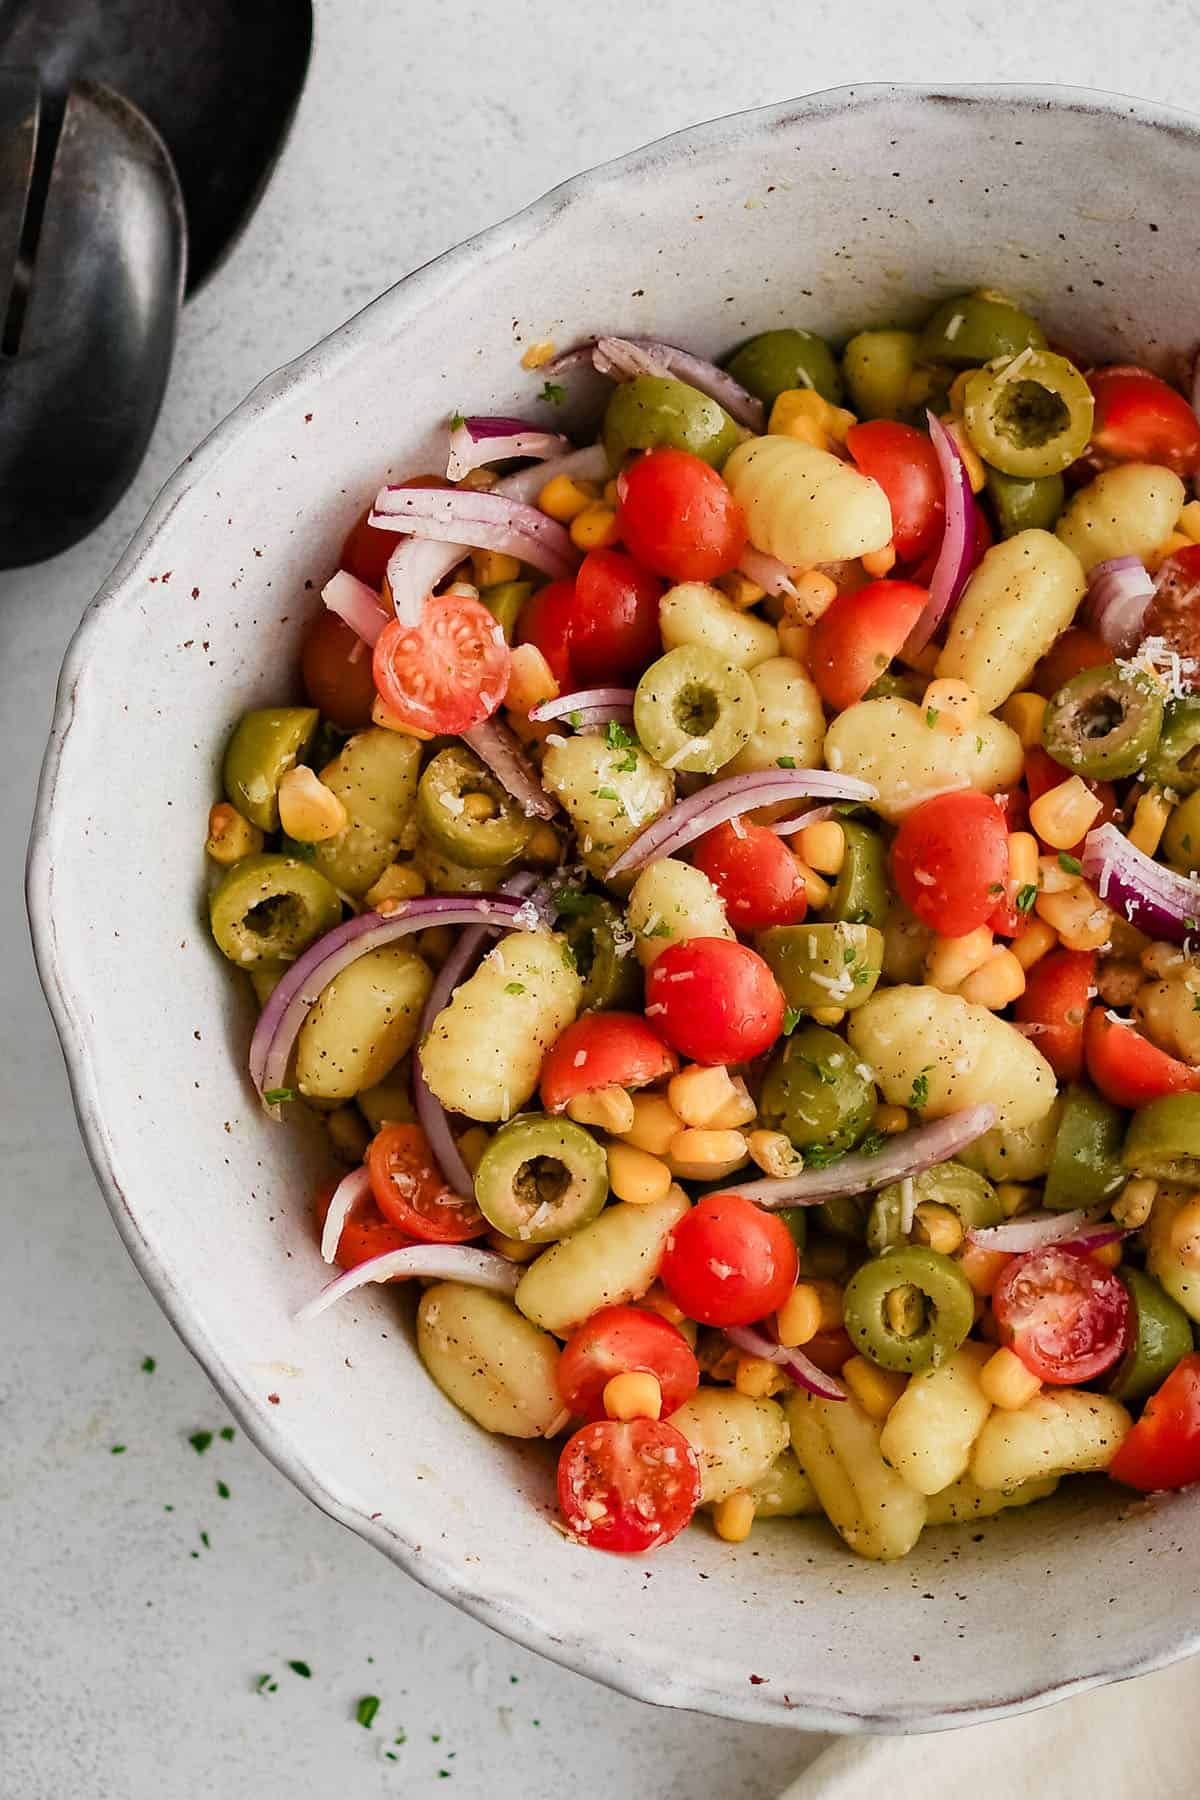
[30,84,1200,1732]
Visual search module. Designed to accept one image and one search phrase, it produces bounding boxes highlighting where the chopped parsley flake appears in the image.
[802,1142,844,1170]
[539,381,566,406]
[1058,852,1083,876]
[856,1131,887,1158]
[782,1005,802,1036]
[141,1356,156,1373]
[925,707,939,728]
[288,1660,312,1679]
[987,882,1005,896]
[776,755,797,769]
[595,786,621,802]
[975,735,985,754]
[217,1480,231,1499]
[255,1674,278,1695]
[219,1426,235,1442]
[908,1071,930,1111]
[568,710,583,729]
[263,1087,296,1105]
[606,720,635,750]
[504,981,526,995]
[843,946,857,964]
[449,411,465,431]
[111,1445,126,1455]
[189,1431,213,1455]
[560,941,578,972]
[355,1695,381,1729]
[554,889,592,916]
[644,920,672,938]
[853,965,879,986]
[1015,883,1039,914]
[279,835,316,863]
[611,750,638,773]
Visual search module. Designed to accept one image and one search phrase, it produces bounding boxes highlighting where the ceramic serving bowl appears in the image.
[29,83,1200,1733]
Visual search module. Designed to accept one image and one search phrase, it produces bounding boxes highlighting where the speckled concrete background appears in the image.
[2,4,1196,1795]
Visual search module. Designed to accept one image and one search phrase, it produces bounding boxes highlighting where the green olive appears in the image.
[918,292,1047,370]
[473,1115,609,1241]
[481,579,534,642]
[416,746,532,868]
[602,375,740,471]
[414,842,512,895]
[822,821,890,930]
[554,891,640,1011]
[312,727,424,898]
[757,922,883,1013]
[1148,698,1200,796]
[209,852,342,967]
[723,327,843,408]
[1123,1094,1200,1186]
[633,645,758,773]
[1164,791,1200,872]
[758,1023,875,1155]
[963,351,1094,478]
[866,1161,1002,1254]
[1041,663,1165,780]
[1043,1084,1126,1211]
[985,466,1066,537]
[814,1196,868,1241]
[1105,1268,1195,1404]
[843,1245,975,1373]
[841,329,920,421]
[222,707,318,832]
[357,1069,417,1132]
[863,669,928,705]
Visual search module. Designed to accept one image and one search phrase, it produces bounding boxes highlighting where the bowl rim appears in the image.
[27,79,1200,1734]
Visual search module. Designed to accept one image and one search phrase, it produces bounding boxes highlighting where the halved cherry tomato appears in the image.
[691,820,808,931]
[373,591,510,734]
[616,449,747,583]
[1146,543,1200,676]
[515,577,576,688]
[1084,1009,1200,1109]
[366,1123,486,1242]
[571,549,663,686]
[806,578,929,713]
[891,790,1009,937]
[645,938,784,1064]
[1088,365,1200,478]
[845,420,944,563]
[539,1012,677,1114]
[557,1305,700,1421]
[1110,1352,1200,1491]
[340,474,450,589]
[557,1417,700,1552]
[301,610,379,730]
[314,1179,415,1270]
[1013,948,1095,1081]
[660,1192,799,1327]
[1024,745,1118,855]
[993,1245,1131,1385]
[1031,627,1113,700]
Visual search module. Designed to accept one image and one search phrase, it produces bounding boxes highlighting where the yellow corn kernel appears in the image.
[1011,917,1058,970]
[746,1129,803,1178]
[668,1128,747,1168]
[526,821,562,864]
[712,1490,756,1543]
[801,1280,844,1334]
[777,620,812,661]
[606,1141,672,1205]
[1169,1197,1200,1271]
[1035,883,1114,952]
[921,677,981,735]
[925,926,995,993]
[1129,789,1173,859]
[777,413,829,450]
[1146,530,1192,573]
[810,1004,846,1027]
[1028,776,1104,850]
[566,1084,636,1135]
[1007,832,1040,891]
[912,1201,964,1256]
[640,1282,689,1330]
[371,692,432,737]
[1179,499,1200,543]
[365,862,427,908]
[993,1182,1035,1220]
[734,1355,785,1399]
[1113,1178,1157,1229]
[1000,691,1049,748]
[1091,1240,1123,1268]
[602,1370,663,1422]
[717,570,767,608]
[505,642,558,714]
[668,1064,737,1129]
[471,549,522,588]
[872,1102,910,1135]
[455,1125,490,1176]
[520,339,556,370]
[444,577,482,598]
[1037,852,1081,894]
[205,802,263,865]
[885,1284,925,1338]
[942,416,986,493]
[792,857,832,908]
[797,820,846,874]
[775,1282,822,1347]
[621,1093,684,1156]
[486,1229,541,1263]
[277,765,349,843]
[769,387,856,445]
[842,1356,909,1420]
[947,370,972,415]
[569,504,619,551]
[861,543,897,578]
[980,1346,1042,1411]
[957,1243,1010,1297]
[957,946,1027,1009]
[603,478,621,507]
[707,1076,758,1131]
[537,473,598,522]
[785,569,839,624]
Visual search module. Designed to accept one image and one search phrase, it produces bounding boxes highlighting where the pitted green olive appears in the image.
[603,375,740,470]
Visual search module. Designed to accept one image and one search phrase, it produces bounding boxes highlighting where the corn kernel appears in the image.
[486,1230,541,1263]
[537,473,598,522]
[372,692,433,737]
[980,1346,1041,1411]
[365,862,427,908]
[777,620,812,661]
[792,857,832,908]
[471,549,522,588]
[457,1125,490,1175]
[444,578,482,598]
[994,1183,1035,1220]
[640,1282,689,1329]
[806,1280,844,1333]
[885,1284,925,1338]
[797,820,846,874]
[526,821,562,864]
[205,801,263,865]
[872,1103,910,1135]
[925,926,995,993]
[1129,789,1173,859]
[712,1491,756,1543]
[606,1141,672,1205]
[668,1064,737,1128]
[566,1084,636,1135]
[668,1128,748,1169]
[775,413,829,450]
[957,946,1027,1009]
[1146,530,1192,573]
[810,1004,847,1027]
[912,1201,964,1255]
[1000,691,1049,748]
[1007,832,1040,892]
[621,1093,684,1156]
[842,1356,909,1419]
[943,416,986,492]
[602,1370,663,1422]
[956,1243,1010,1297]
[1029,776,1103,850]
[520,339,556,370]
[861,543,897,578]
[1011,917,1058,970]
[708,1077,758,1131]
[777,1281,843,1346]
[1036,883,1115,952]
[785,569,839,624]
[1169,1197,1200,1271]
[1179,499,1200,543]
[947,370,972,415]
[735,1355,785,1399]
[277,765,349,843]
[769,388,856,445]
[717,570,767,608]
[569,504,619,551]
[1113,1178,1157,1229]
[747,1129,803,1179]
[1091,1240,1123,1268]
[921,677,980,735]
[505,642,558,714]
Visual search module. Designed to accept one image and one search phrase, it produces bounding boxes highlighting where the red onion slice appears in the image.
[903,412,974,656]
[462,717,557,819]
[446,416,570,482]
[1083,821,1200,945]
[724,1324,847,1402]
[720,1106,997,1209]
[370,487,576,582]
[769,805,834,839]
[320,1165,372,1264]
[322,569,389,648]
[737,545,798,599]
[605,768,877,877]
[530,688,637,727]
[591,336,765,431]
[966,1208,1117,1254]
[296,1244,521,1323]
[1084,555,1154,655]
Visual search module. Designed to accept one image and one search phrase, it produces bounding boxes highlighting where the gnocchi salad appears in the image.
[206,296,1200,1560]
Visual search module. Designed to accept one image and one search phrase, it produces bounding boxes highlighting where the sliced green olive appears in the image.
[473,1115,609,1241]
[222,707,318,832]
[1149,698,1200,796]
[843,1245,975,1374]
[866,1161,1002,1253]
[209,852,342,967]
[756,922,883,1013]
[1123,1094,1200,1186]
[1043,1084,1126,1211]
[758,1023,875,1155]
[918,292,1047,370]
[1105,1268,1195,1404]
[1041,663,1164,780]
[723,327,843,408]
[603,374,740,470]
[555,891,640,1011]
[414,842,512,895]
[481,579,534,642]
[814,1196,868,1241]
[1164,790,1200,872]
[962,351,1094,479]
[633,645,758,773]
[985,467,1066,538]
[822,821,891,930]
[416,746,532,868]
[841,329,920,421]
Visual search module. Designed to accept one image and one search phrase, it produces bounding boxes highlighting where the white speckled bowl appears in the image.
[28,85,1200,1733]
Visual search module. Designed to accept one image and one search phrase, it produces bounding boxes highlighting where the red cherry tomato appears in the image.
[539,1012,678,1113]
[570,548,663,685]
[645,938,785,1064]
[1013,949,1095,1081]
[691,820,809,931]
[373,591,510,734]
[1146,543,1200,677]
[1088,365,1200,478]
[993,1245,1131,1385]
[891,791,1010,937]
[557,1305,700,1421]
[301,610,379,730]
[515,577,577,688]
[340,474,450,589]
[845,420,944,562]
[366,1124,486,1243]
[1110,1353,1200,1491]
[1024,745,1118,856]
[314,1179,415,1270]
[806,579,929,713]
[1031,627,1114,700]
[557,1417,700,1552]
[660,1192,799,1327]
[1084,1009,1200,1109]
[616,449,747,583]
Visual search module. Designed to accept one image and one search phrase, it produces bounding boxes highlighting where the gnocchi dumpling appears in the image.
[935,530,1086,712]
[626,858,733,967]
[296,943,431,1104]
[786,1389,927,1561]
[658,581,779,669]
[1056,462,1186,573]
[823,696,1023,821]
[417,1282,566,1438]
[971,1391,1131,1491]
[515,1187,690,1334]
[724,435,892,566]
[878,1342,992,1496]
[542,732,674,887]
[669,1389,790,1505]
[723,656,825,776]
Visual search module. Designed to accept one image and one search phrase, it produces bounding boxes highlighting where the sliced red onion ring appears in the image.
[903,412,974,657]
[322,569,389,648]
[606,768,877,877]
[530,688,637,729]
[965,1208,1120,1254]
[446,416,570,482]
[296,1244,521,1323]
[1083,821,1200,946]
[249,897,540,1112]
[462,717,557,819]
[1084,555,1154,655]
[723,1324,846,1402]
[720,1106,997,1209]
[769,804,834,839]
[320,1165,372,1265]
[737,545,797,599]
[591,336,765,431]
[370,487,576,582]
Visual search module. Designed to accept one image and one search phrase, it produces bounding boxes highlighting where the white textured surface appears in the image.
[1,4,1195,1795]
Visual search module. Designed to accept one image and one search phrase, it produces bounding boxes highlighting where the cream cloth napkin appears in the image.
[781,1657,1200,1800]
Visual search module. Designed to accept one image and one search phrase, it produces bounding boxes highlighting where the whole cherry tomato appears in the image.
[539,1013,677,1114]
[660,1192,799,1327]
[644,938,784,1064]
[691,820,809,931]
[616,449,747,583]
[557,1305,699,1421]
[891,791,1010,937]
